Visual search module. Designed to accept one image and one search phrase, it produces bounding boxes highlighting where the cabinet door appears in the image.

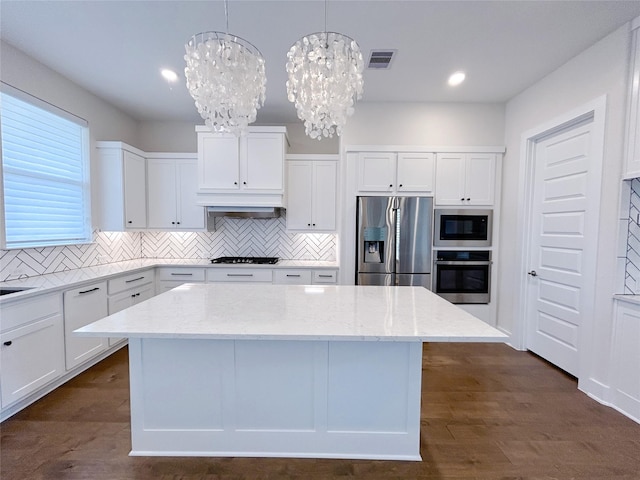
[286,161,314,230]
[244,133,284,191]
[465,154,495,205]
[625,26,640,178]
[63,282,108,370]
[147,159,178,229]
[123,150,147,228]
[198,133,240,190]
[611,303,640,420]
[177,159,205,229]
[435,153,466,205]
[313,161,338,230]
[0,314,64,407]
[397,153,435,194]
[357,152,396,192]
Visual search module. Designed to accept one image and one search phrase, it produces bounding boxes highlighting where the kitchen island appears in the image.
[75,283,506,461]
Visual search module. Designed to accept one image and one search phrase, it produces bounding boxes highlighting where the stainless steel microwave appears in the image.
[433,209,492,247]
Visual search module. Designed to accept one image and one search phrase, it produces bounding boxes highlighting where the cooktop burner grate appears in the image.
[210,256,279,265]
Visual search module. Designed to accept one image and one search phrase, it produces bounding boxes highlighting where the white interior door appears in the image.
[525,119,598,377]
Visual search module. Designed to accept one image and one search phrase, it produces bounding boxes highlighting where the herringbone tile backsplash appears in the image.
[0,216,337,281]
[625,178,640,293]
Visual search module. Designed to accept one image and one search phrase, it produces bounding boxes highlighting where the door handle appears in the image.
[528,270,538,277]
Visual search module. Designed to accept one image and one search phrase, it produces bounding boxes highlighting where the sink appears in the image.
[0,287,34,296]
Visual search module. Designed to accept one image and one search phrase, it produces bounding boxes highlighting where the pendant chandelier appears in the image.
[286,3,364,140]
[184,2,266,136]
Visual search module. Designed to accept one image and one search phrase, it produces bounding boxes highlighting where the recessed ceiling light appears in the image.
[161,68,178,83]
[448,71,466,86]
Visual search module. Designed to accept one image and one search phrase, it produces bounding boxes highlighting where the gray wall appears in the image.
[500,23,631,397]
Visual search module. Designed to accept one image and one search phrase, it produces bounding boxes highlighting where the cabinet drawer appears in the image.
[108,284,155,315]
[158,267,206,282]
[313,270,338,284]
[1,293,62,332]
[108,269,154,294]
[274,269,312,285]
[208,268,273,283]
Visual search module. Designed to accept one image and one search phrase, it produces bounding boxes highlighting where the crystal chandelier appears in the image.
[184,3,266,136]
[286,28,364,140]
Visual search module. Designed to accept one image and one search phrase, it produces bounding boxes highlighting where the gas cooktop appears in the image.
[210,256,279,265]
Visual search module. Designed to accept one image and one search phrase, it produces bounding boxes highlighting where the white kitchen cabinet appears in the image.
[610,300,640,421]
[624,21,640,178]
[312,270,338,284]
[0,294,65,408]
[273,269,338,285]
[196,126,287,207]
[107,269,155,346]
[157,267,206,293]
[357,152,434,194]
[435,153,496,205]
[208,268,273,283]
[63,282,108,370]
[286,155,338,232]
[273,269,313,284]
[147,156,205,230]
[96,141,147,230]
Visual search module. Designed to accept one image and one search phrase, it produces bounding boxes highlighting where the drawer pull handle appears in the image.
[3,341,12,346]
[79,287,100,294]
[171,273,193,276]
[286,274,301,277]
[125,276,145,283]
[227,274,254,277]
[318,274,333,278]
[131,292,142,298]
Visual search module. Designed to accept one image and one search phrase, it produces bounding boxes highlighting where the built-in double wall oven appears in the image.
[434,250,491,304]
[433,209,493,304]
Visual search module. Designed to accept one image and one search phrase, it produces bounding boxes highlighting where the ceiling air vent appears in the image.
[367,50,396,69]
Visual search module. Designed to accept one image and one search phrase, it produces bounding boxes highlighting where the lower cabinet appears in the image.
[157,267,206,292]
[0,294,65,408]
[273,269,338,285]
[208,268,273,284]
[611,300,640,421]
[107,269,154,346]
[274,270,313,284]
[63,282,109,370]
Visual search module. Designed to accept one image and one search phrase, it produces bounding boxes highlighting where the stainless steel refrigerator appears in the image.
[356,196,434,288]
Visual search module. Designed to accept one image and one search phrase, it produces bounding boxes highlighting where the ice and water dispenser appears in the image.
[363,227,387,264]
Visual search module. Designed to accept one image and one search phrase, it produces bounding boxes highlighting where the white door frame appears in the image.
[512,96,607,381]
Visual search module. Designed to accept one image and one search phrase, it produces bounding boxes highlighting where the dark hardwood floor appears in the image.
[2,342,639,480]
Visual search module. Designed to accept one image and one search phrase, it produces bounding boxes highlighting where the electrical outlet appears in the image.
[96,254,103,264]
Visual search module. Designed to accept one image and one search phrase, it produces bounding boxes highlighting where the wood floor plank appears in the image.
[2,343,640,480]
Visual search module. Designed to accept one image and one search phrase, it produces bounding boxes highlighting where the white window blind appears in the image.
[1,88,91,249]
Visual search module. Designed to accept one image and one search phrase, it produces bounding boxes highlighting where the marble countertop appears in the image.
[0,259,339,304]
[75,283,507,343]
[613,294,640,306]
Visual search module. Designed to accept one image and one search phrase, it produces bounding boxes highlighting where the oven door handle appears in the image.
[435,261,492,266]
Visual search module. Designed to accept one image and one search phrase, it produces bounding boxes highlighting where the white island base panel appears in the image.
[128,337,423,460]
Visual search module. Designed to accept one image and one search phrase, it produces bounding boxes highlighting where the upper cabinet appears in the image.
[286,155,338,232]
[357,152,435,194]
[435,153,496,206]
[96,141,147,231]
[196,126,288,207]
[624,20,640,179]
[147,155,205,231]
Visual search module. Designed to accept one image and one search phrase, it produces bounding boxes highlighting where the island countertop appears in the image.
[75,283,507,342]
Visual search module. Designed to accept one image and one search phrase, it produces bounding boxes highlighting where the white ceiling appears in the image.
[2,1,640,126]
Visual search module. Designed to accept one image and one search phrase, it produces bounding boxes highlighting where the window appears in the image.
[1,86,91,249]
